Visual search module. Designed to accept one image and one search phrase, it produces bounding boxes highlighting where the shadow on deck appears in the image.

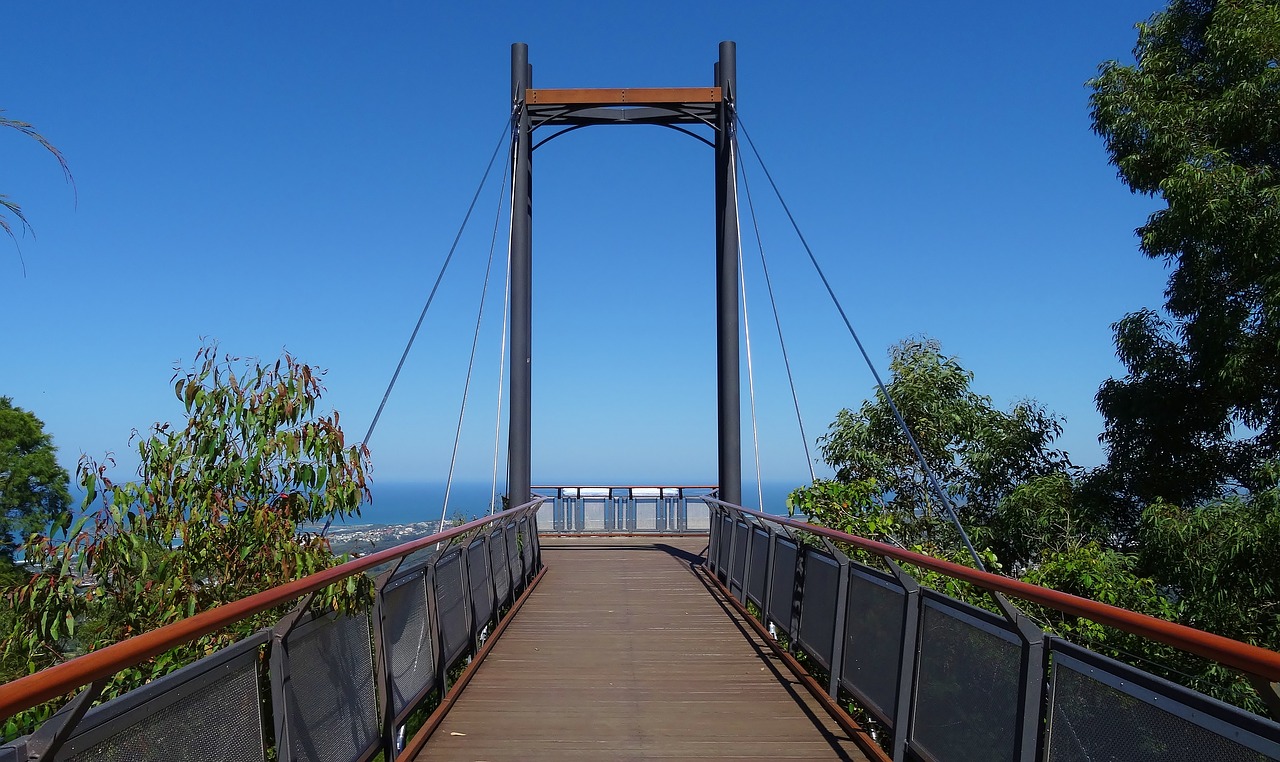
[416,537,871,761]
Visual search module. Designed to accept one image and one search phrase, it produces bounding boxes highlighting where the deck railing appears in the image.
[0,500,545,762]
[705,498,1280,762]
[532,484,714,533]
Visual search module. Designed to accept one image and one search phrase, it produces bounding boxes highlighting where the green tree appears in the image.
[2,111,73,264]
[4,344,371,739]
[1133,470,1280,711]
[815,337,1072,562]
[1089,0,1280,507]
[0,397,70,564]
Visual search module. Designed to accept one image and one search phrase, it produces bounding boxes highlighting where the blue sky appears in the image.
[1,2,1168,496]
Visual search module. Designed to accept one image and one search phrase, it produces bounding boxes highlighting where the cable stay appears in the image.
[321,113,515,537]
[488,138,517,516]
[733,127,817,486]
[733,114,987,572]
[730,133,765,513]
[438,134,513,532]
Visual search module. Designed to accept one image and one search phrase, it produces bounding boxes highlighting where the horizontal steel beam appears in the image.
[526,87,721,105]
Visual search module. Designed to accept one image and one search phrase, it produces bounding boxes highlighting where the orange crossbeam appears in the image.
[526,87,721,105]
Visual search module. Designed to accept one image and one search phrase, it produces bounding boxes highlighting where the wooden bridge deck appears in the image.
[416,536,871,761]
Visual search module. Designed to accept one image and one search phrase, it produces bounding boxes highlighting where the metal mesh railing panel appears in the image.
[380,571,436,721]
[434,548,470,666]
[519,518,535,574]
[582,498,606,530]
[468,539,494,633]
[280,612,378,762]
[746,527,769,607]
[1046,649,1280,762]
[636,498,658,530]
[505,524,521,585]
[62,641,265,762]
[768,537,799,637]
[911,599,1023,762]
[716,514,732,575]
[491,530,511,607]
[840,565,907,726]
[797,549,840,670]
[538,500,557,531]
[729,521,749,593]
[686,499,710,530]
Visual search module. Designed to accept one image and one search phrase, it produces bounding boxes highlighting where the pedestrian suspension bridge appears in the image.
[3,43,1280,761]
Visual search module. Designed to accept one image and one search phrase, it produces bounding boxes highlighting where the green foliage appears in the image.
[3,344,372,740]
[1139,474,1280,649]
[787,478,885,539]
[816,337,1071,553]
[0,397,70,561]
[1090,0,1280,507]
[800,334,1276,713]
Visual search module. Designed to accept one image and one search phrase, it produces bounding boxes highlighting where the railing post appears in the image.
[821,539,850,702]
[762,523,779,634]
[706,504,720,575]
[885,558,919,762]
[1246,675,1280,721]
[21,680,104,762]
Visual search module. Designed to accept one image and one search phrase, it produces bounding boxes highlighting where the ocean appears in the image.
[49,479,807,534]
[342,480,805,528]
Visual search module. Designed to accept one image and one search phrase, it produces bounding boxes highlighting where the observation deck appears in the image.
[2,490,1279,761]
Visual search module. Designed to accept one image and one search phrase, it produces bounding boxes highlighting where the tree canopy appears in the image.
[1090,0,1280,506]
[812,338,1072,561]
[4,345,371,739]
[0,397,69,563]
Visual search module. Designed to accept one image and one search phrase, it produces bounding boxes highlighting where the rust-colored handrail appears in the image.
[0,500,544,721]
[708,499,1280,682]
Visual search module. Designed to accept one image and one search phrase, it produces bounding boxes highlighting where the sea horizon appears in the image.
[341,479,806,528]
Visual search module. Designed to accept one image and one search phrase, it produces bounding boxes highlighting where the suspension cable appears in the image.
[322,114,514,538]
[358,113,515,453]
[490,128,518,515]
[730,135,765,512]
[733,133,817,485]
[439,138,512,531]
[735,115,986,571]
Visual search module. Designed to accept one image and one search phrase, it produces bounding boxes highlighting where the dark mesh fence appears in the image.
[911,597,1024,762]
[467,538,494,634]
[434,548,470,667]
[379,569,436,722]
[505,524,521,586]
[746,527,769,608]
[519,518,535,575]
[491,528,511,607]
[768,537,799,638]
[60,634,267,762]
[1046,644,1280,762]
[797,549,840,670]
[276,612,379,762]
[729,521,748,595]
[716,514,732,577]
[840,564,907,726]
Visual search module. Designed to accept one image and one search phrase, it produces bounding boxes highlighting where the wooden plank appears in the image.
[527,87,721,105]
[414,537,870,761]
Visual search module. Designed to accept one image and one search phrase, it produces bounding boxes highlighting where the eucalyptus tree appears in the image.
[1090,0,1280,506]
